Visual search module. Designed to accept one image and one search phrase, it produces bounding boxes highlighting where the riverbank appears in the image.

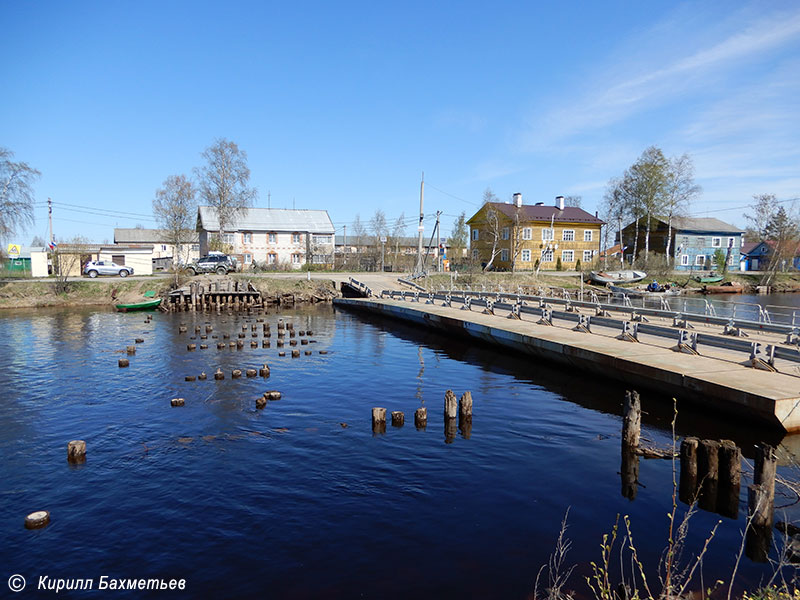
[0,276,340,310]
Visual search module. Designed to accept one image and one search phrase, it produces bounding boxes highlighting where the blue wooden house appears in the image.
[621,217,743,271]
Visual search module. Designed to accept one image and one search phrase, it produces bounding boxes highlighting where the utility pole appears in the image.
[435,211,442,272]
[414,172,425,276]
[342,225,346,270]
[48,198,53,248]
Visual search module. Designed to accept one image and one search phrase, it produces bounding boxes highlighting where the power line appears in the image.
[424,182,478,206]
[687,196,799,217]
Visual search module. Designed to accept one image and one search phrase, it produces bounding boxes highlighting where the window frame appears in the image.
[541,249,554,262]
[500,248,509,262]
[712,237,721,248]
[501,227,509,241]
[521,249,531,262]
[583,250,593,262]
[681,254,689,266]
[540,228,553,242]
[695,254,706,266]
[242,232,253,244]
[561,249,574,263]
[471,229,479,241]
[562,229,575,242]
[583,230,593,242]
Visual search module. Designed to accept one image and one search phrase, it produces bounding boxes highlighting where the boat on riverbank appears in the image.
[589,270,647,284]
[115,298,162,312]
[607,284,681,297]
[693,273,724,284]
[703,282,745,294]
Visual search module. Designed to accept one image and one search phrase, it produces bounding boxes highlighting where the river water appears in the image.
[1,303,799,599]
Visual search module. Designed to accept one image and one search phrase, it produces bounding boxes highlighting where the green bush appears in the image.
[556,257,563,271]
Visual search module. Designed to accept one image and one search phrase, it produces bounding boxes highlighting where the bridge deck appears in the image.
[334,296,800,432]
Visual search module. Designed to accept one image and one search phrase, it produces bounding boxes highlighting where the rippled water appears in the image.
[1,304,798,599]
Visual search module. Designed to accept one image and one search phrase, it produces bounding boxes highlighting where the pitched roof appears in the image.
[471,202,604,225]
[198,207,334,234]
[671,217,742,234]
[114,228,199,243]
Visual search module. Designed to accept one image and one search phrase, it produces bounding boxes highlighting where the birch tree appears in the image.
[153,174,197,283]
[195,138,257,246]
[662,154,700,265]
[0,148,40,239]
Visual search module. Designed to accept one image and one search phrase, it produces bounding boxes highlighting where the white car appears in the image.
[83,260,134,278]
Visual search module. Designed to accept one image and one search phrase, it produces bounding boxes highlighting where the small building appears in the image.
[620,217,743,271]
[467,194,604,270]
[114,228,200,268]
[197,207,335,269]
[740,240,800,272]
[53,244,154,276]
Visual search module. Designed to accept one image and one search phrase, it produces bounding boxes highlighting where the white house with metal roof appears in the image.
[196,207,335,269]
[114,228,200,266]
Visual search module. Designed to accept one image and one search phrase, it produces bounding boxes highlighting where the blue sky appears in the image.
[2,1,799,244]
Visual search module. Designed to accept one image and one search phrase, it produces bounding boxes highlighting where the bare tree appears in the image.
[601,177,628,268]
[662,154,700,265]
[744,194,776,242]
[351,214,366,249]
[478,188,503,272]
[762,203,799,285]
[153,174,197,284]
[390,213,406,264]
[446,211,468,262]
[564,195,582,208]
[194,138,257,247]
[52,236,89,294]
[0,147,40,240]
[368,210,388,246]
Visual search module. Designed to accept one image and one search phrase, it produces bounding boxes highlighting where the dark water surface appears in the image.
[1,304,799,599]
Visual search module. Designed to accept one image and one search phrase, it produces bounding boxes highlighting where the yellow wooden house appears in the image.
[466,195,604,270]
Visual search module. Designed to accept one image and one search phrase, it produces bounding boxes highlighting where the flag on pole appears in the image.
[48,240,57,250]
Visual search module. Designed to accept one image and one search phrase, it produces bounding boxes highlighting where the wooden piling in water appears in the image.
[749,444,777,528]
[391,411,404,427]
[25,510,50,529]
[171,398,185,407]
[717,440,741,518]
[118,358,129,367]
[679,437,699,505]
[621,390,641,448]
[67,440,86,463]
[415,407,427,429]
[126,345,136,354]
[256,397,267,409]
[459,391,472,424]
[444,390,458,419]
[372,407,386,433]
[698,439,720,512]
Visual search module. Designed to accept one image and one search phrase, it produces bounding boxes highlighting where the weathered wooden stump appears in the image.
[126,345,136,354]
[291,349,300,357]
[319,350,328,355]
[277,339,284,347]
[246,369,257,377]
[698,439,720,512]
[214,368,224,380]
[217,342,226,349]
[259,364,270,377]
[621,446,640,501]
[171,398,185,407]
[200,344,208,350]
[679,437,699,505]
[372,407,386,433]
[278,351,286,357]
[250,341,258,348]
[236,340,244,349]
[228,342,236,348]
[135,338,144,343]
[238,333,246,339]
[232,369,242,379]
[223,333,230,339]
[205,325,213,333]
[749,444,777,529]
[264,390,282,400]
[25,510,50,529]
[621,390,641,448]
[444,390,458,419]
[717,440,742,518]
[256,397,267,409]
[198,372,207,380]
[307,330,313,336]
[200,335,208,340]
[118,358,130,367]
[391,411,404,427]
[301,339,309,345]
[262,340,270,348]
[187,344,196,351]
[185,375,196,381]
[67,440,86,463]
[304,350,312,355]
[459,391,473,424]
[415,407,427,429]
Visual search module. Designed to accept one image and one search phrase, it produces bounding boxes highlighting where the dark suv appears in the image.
[184,254,236,276]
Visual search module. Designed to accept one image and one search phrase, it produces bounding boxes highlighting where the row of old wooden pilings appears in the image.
[372,390,472,443]
[622,390,780,562]
[167,281,262,312]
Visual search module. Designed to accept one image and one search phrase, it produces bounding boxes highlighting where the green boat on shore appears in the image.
[693,273,724,283]
[115,298,162,312]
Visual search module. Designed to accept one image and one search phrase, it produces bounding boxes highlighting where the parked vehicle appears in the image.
[84,260,134,278]
[184,254,236,276]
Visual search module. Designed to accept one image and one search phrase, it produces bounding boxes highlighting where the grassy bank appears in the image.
[0,275,341,310]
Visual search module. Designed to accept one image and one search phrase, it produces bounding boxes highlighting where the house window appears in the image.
[541,249,554,262]
[584,230,593,242]
[541,228,553,241]
[268,253,277,265]
[191,244,199,252]
[695,254,706,266]
[222,233,234,245]
[268,233,276,243]
[727,237,736,248]
[681,254,689,266]
[518,228,529,240]
[502,227,509,240]
[562,230,575,242]
[583,250,593,262]
[292,233,302,244]
[313,234,332,244]
[472,229,479,241]
[243,233,252,244]
[472,248,479,259]
[521,249,531,262]
[562,250,574,263]
[244,253,252,264]
[291,253,302,264]
[712,237,721,247]
[697,237,705,247]
[312,254,326,264]
[501,248,509,261]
